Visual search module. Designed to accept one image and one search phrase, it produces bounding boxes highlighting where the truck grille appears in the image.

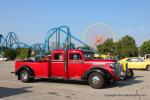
[111,62,121,76]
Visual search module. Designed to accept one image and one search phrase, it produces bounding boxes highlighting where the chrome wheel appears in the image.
[20,69,31,83]
[88,72,104,89]
[21,72,28,80]
[92,76,100,85]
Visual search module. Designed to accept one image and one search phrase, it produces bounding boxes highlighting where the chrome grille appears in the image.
[111,62,121,76]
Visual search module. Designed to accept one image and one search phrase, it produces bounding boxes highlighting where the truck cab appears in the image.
[15,49,122,89]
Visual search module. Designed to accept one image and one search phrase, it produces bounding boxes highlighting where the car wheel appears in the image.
[127,69,133,78]
[20,69,32,83]
[88,72,104,89]
[147,65,150,71]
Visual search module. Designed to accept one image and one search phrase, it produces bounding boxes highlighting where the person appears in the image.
[106,52,110,59]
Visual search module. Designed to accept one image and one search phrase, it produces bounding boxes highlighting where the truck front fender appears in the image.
[82,67,111,80]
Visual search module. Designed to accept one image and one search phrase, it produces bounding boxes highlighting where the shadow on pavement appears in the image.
[32,75,144,89]
[132,75,144,79]
[0,86,33,98]
[34,78,89,85]
[105,75,144,88]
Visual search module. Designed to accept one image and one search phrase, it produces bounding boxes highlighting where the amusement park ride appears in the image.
[0,23,115,57]
[0,32,30,53]
[0,26,91,55]
[83,23,114,49]
[83,23,115,59]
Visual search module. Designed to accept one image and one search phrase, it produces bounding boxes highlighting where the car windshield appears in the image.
[128,58,144,62]
[138,58,144,62]
[84,52,94,60]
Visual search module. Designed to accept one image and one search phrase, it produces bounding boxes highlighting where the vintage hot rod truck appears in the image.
[15,49,122,89]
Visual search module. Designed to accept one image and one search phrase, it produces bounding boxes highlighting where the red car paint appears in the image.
[15,49,121,81]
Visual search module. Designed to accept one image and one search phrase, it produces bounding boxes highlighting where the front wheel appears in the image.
[20,69,32,83]
[88,72,104,89]
[127,69,133,78]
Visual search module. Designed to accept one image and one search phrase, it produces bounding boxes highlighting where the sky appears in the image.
[0,0,150,46]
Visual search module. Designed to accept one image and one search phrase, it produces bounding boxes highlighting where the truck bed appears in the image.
[15,61,51,78]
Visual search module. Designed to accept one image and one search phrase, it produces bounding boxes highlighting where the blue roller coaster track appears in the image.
[0,34,6,53]
[44,26,91,53]
[0,32,30,53]
[0,26,92,54]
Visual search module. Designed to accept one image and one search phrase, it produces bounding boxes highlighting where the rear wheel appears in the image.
[147,65,150,71]
[127,69,133,78]
[20,69,32,83]
[88,72,104,89]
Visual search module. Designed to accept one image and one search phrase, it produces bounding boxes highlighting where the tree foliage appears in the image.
[77,45,91,50]
[16,48,31,60]
[139,40,150,55]
[116,35,138,58]
[97,35,138,58]
[97,38,116,55]
[2,48,31,60]
[3,48,17,60]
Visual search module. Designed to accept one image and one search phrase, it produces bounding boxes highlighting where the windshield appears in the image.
[138,58,144,62]
[84,52,94,60]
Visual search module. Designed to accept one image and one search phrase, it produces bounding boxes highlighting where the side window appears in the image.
[54,53,63,60]
[70,53,82,60]
[130,58,139,62]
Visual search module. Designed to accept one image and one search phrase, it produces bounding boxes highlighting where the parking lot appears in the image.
[0,61,150,100]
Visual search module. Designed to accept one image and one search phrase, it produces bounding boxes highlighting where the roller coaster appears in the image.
[0,32,30,53]
[0,26,91,55]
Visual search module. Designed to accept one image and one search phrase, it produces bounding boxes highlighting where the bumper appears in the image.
[111,70,125,81]
[113,75,121,81]
[112,70,127,81]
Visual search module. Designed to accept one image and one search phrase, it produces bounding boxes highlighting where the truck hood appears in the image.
[85,59,121,78]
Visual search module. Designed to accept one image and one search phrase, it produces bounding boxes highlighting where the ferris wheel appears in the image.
[83,23,115,50]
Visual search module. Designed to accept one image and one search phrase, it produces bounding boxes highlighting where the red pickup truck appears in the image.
[15,49,122,89]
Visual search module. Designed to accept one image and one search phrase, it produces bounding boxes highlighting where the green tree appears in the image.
[139,40,150,55]
[97,38,116,56]
[16,48,31,60]
[3,48,17,60]
[116,35,138,58]
[77,45,91,50]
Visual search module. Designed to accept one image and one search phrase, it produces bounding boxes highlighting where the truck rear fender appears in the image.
[82,67,111,80]
[16,66,34,80]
